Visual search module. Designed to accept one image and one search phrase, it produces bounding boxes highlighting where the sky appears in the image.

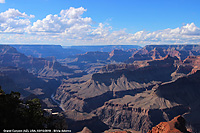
[0,0,200,46]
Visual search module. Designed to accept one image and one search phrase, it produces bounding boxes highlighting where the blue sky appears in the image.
[0,0,200,46]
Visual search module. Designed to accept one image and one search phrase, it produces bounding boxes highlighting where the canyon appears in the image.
[1,44,200,132]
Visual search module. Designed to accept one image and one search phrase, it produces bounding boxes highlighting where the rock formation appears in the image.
[0,45,74,79]
[127,45,200,63]
[109,49,135,62]
[148,115,190,133]
[78,127,92,133]
[54,55,180,113]
[11,45,85,59]
[95,70,200,132]
[76,51,109,63]
[0,66,60,98]
[69,45,141,53]
[3,44,200,132]
[64,109,108,133]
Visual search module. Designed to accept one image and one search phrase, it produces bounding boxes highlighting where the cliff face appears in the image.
[54,53,200,132]
[0,66,60,97]
[99,63,139,73]
[129,47,167,62]
[76,51,110,63]
[148,115,190,133]
[54,55,181,113]
[0,45,77,101]
[64,109,108,133]
[94,91,189,132]
[127,45,200,63]
[72,49,135,64]
[155,70,200,105]
[95,70,200,132]
[0,45,73,79]
[155,70,200,131]
[52,49,200,132]
[109,49,135,62]
[182,56,200,74]
[4,44,200,132]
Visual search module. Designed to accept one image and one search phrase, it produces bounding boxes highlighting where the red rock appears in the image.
[105,131,129,133]
[126,45,200,63]
[148,115,191,133]
[79,127,92,133]
[109,49,133,62]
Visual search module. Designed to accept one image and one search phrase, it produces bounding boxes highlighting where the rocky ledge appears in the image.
[148,115,191,133]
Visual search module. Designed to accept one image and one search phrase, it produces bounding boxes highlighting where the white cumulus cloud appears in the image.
[0,8,34,33]
[60,7,87,19]
[29,7,92,36]
[0,7,200,45]
[0,0,5,3]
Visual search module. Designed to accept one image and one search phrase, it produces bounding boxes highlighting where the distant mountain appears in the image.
[67,45,142,52]
[0,45,74,79]
[127,44,200,63]
[11,45,141,59]
[11,45,85,59]
[109,49,137,62]
[63,49,137,72]
[72,49,136,63]
[145,44,200,51]
[76,51,110,63]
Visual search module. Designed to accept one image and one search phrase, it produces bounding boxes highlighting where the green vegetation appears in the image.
[0,87,45,129]
[0,87,67,130]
